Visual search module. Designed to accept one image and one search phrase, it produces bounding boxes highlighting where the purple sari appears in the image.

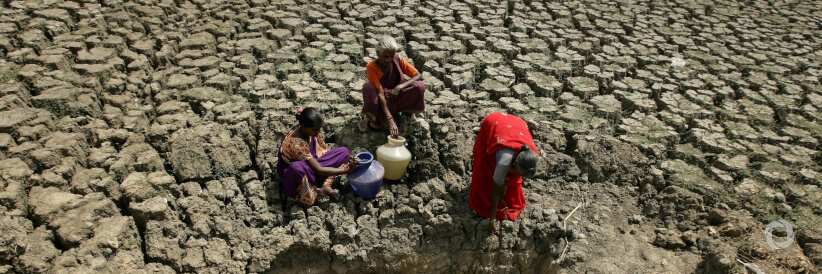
[276,126,350,200]
[362,53,426,124]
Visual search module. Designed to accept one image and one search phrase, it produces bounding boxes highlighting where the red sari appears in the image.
[469,113,539,221]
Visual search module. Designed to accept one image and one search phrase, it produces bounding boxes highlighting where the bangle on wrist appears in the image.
[387,116,393,120]
[344,164,350,174]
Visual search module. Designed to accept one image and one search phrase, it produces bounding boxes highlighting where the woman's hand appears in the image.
[348,155,360,172]
[389,86,403,100]
[488,220,499,236]
[388,119,399,138]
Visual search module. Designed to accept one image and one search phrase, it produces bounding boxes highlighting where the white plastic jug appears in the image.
[376,136,412,180]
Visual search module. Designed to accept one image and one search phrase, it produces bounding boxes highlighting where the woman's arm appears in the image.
[489,183,507,235]
[305,158,346,177]
[304,155,359,177]
[488,148,515,233]
[378,91,400,137]
[489,183,508,219]
[393,58,423,93]
[398,73,422,89]
[390,73,422,100]
[366,61,384,90]
[365,60,396,135]
[377,90,392,119]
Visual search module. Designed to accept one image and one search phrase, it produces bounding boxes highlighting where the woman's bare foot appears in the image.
[316,193,331,203]
[313,188,331,203]
[358,116,379,132]
[358,116,369,132]
[408,113,420,124]
[321,186,340,200]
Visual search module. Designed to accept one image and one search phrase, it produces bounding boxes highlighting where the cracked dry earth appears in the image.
[2,0,822,273]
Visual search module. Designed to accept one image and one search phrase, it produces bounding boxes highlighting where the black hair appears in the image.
[296,107,324,127]
[517,145,539,178]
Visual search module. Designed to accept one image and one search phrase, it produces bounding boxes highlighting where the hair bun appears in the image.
[521,145,530,151]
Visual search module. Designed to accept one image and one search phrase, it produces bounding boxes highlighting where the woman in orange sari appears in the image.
[468,112,540,235]
[359,36,426,138]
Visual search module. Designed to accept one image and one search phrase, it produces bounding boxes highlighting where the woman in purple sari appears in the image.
[359,36,426,138]
[277,107,359,205]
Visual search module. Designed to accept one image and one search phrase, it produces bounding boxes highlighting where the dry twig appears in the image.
[563,202,584,230]
[557,202,584,263]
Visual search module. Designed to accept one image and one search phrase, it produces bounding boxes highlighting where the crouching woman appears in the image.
[468,112,540,235]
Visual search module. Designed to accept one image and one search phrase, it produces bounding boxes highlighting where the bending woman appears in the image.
[360,36,426,138]
[277,107,358,205]
[468,112,540,235]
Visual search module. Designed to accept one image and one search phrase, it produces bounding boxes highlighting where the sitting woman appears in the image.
[277,107,359,205]
[359,36,426,138]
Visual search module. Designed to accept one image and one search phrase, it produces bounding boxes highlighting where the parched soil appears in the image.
[1,0,822,273]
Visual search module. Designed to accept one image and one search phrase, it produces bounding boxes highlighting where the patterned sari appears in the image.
[276,125,350,205]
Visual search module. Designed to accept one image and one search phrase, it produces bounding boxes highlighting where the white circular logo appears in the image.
[765,220,794,249]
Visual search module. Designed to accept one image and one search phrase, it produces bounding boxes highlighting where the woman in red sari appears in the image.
[359,36,426,138]
[469,112,540,235]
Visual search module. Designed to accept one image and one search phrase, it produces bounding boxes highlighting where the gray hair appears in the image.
[375,36,402,53]
[516,145,539,178]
